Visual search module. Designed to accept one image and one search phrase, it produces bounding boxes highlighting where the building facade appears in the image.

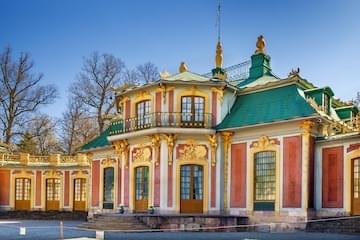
[0,37,359,223]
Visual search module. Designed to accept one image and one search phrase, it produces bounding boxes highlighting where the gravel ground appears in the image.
[0,220,359,240]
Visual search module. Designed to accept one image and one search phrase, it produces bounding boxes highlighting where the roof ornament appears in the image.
[255,35,266,54]
[179,62,188,73]
[160,71,171,79]
[215,41,223,68]
[288,67,300,77]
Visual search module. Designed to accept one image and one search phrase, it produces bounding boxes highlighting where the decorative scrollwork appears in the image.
[177,139,207,162]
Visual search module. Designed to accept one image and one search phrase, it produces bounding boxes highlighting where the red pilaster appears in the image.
[91,160,100,207]
[211,165,216,207]
[322,146,344,208]
[0,170,10,205]
[35,170,42,206]
[283,136,302,208]
[230,143,247,208]
[64,171,70,207]
[124,168,129,206]
[167,165,173,207]
[117,162,122,206]
[212,91,217,127]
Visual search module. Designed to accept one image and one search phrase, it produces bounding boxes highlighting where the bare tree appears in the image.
[123,68,139,85]
[25,114,60,155]
[61,96,97,154]
[136,62,159,84]
[71,52,125,133]
[354,92,360,107]
[0,47,58,144]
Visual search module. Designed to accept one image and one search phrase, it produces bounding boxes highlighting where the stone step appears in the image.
[80,214,150,231]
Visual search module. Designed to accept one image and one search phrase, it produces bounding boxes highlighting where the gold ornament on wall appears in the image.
[112,140,129,168]
[177,139,207,163]
[133,146,152,164]
[151,134,161,166]
[164,133,176,165]
[252,135,277,150]
[208,134,218,166]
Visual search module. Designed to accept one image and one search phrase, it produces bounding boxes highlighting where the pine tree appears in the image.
[17,132,37,154]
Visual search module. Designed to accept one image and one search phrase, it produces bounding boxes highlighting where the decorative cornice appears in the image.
[250,135,279,150]
[177,139,207,163]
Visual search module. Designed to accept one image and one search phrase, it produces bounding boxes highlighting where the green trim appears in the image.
[80,127,111,151]
[217,84,317,130]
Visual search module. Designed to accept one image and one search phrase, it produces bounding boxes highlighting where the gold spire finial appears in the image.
[215,41,223,68]
[255,35,266,54]
[179,62,188,73]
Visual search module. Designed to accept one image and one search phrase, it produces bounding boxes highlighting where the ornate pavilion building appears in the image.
[0,36,359,223]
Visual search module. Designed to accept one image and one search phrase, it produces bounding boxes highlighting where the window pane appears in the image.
[255,151,276,201]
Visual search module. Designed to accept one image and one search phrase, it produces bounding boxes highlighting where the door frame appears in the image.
[14,177,32,210]
[179,164,204,213]
[351,157,360,215]
[134,166,149,212]
[45,178,61,211]
[11,171,35,210]
[130,160,153,213]
[176,156,209,214]
[73,178,87,211]
[345,148,360,215]
[102,167,115,209]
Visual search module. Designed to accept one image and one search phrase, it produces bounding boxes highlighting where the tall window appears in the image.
[136,100,151,128]
[46,178,60,201]
[254,151,276,210]
[15,178,31,201]
[181,96,205,126]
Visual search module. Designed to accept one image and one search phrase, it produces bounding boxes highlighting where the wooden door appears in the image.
[180,165,203,213]
[134,166,149,212]
[73,178,86,211]
[46,178,60,210]
[352,158,360,215]
[15,178,31,210]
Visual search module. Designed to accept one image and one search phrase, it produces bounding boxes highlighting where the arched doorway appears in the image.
[46,178,60,210]
[15,178,31,210]
[254,151,276,211]
[73,178,86,211]
[134,166,149,212]
[180,164,203,213]
[103,167,114,209]
[352,158,360,215]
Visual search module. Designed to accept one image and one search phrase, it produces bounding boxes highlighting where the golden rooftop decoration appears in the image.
[179,62,188,73]
[215,41,223,68]
[160,71,171,79]
[255,35,266,54]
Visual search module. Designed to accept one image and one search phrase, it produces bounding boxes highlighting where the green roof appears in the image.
[217,84,318,130]
[80,127,111,151]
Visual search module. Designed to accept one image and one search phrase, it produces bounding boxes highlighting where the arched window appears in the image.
[254,151,276,211]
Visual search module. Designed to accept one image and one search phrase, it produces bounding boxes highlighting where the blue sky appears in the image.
[1,0,359,118]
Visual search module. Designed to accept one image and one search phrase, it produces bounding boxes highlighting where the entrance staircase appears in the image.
[79,214,150,231]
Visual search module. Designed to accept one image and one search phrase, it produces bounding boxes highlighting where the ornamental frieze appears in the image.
[132,145,152,164]
[250,135,280,149]
[176,139,208,162]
